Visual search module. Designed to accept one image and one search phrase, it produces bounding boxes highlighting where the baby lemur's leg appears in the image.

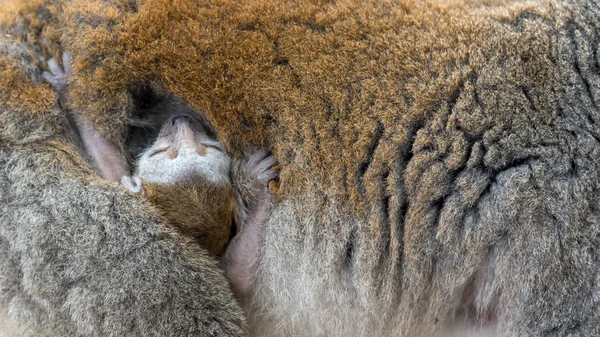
[225,150,279,299]
[43,52,139,190]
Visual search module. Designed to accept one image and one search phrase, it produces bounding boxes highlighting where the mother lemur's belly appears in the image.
[243,0,600,335]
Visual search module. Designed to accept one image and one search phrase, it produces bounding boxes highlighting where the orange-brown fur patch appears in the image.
[3,0,600,335]
[145,177,234,256]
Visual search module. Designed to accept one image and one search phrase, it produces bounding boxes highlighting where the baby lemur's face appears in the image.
[136,115,231,184]
[134,114,234,256]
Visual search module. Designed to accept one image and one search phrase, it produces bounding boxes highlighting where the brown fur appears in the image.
[1,0,600,335]
[145,178,234,256]
[0,1,246,336]
[40,51,237,257]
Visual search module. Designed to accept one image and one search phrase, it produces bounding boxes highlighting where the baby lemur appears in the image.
[42,52,277,298]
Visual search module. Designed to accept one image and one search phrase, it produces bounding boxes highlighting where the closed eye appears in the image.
[201,141,225,152]
[204,144,223,152]
[148,147,169,157]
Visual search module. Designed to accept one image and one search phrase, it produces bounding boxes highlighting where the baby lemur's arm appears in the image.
[224,150,279,299]
[43,52,136,188]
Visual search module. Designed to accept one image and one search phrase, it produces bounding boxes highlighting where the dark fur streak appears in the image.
[398,121,425,167]
[556,98,566,119]
[378,167,391,268]
[308,20,326,33]
[392,119,424,279]
[432,167,461,230]
[95,199,110,252]
[263,106,279,128]
[325,100,334,121]
[125,0,138,13]
[469,73,486,116]
[393,118,425,220]
[240,22,258,32]
[395,198,408,279]
[356,120,384,195]
[310,120,321,153]
[569,158,578,176]
[520,86,538,111]
[342,162,349,199]
[345,80,361,118]
[273,39,289,66]
[567,24,599,114]
[502,10,553,33]
[342,225,357,273]
[592,41,600,74]
[494,156,539,173]
[275,58,289,66]
[447,78,465,116]
[464,132,483,144]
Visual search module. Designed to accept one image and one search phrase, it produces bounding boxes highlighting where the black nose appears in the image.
[170,115,192,126]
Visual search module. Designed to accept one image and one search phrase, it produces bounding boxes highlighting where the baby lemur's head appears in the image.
[137,114,231,185]
[126,106,235,256]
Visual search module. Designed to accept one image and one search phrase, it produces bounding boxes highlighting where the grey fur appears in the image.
[2,0,600,336]
[247,1,600,336]
[0,143,246,337]
[0,33,246,337]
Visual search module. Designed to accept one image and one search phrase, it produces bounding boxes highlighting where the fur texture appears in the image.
[145,178,234,256]
[0,1,246,336]
[0,145,245,337]
[2,0,600,335]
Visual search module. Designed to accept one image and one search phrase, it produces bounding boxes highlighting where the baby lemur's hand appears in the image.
[41,51,133,185]
[225,150,279,299]
[42,51,73,96]
[233,149,280,224]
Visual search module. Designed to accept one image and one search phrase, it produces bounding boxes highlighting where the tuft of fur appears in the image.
[2,0,600,336]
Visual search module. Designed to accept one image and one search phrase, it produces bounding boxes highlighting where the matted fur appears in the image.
[1,0,600,335]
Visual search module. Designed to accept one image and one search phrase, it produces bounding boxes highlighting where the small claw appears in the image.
[255,155,277,172]
[47,58,64,77]
[62,51,73,75]
[257,168,280,183]
[41,71,57,86]
[246,149,269,168]
[121,175,143,194]
[256,155,279,184]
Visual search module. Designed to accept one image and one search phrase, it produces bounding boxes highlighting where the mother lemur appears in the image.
[1,0,599,336]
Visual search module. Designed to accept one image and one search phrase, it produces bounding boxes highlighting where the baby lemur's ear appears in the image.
[121,175,146,196]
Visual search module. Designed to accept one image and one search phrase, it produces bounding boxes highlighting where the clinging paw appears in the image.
[232,149,279,225]
[42,51,72,93]
[243,149,280,189]
[225,150,279,298]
